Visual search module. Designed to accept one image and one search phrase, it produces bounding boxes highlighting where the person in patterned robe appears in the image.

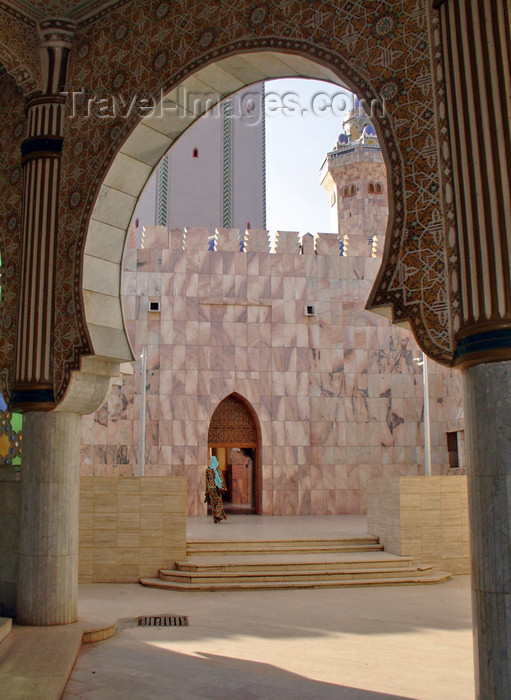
[205,455,227,523]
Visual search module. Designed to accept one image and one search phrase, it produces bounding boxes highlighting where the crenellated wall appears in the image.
[81,225,464,517]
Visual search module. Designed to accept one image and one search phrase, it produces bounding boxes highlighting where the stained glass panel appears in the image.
[0,393,22,466]
[0,250,22,466]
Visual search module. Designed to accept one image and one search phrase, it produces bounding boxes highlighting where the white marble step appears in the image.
[187,538,383,556]
[0,618,12,645]
[176,551,413,572]
[146,535,453,591]
[140,570,451,592]
[159,565,433,584]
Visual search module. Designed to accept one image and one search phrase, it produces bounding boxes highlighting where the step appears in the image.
[140,570,451,592]
[176,553,414,573]
[159,565,433,584]
[187,537,380,549]
[187,540,384,556]
[0,618,12,645]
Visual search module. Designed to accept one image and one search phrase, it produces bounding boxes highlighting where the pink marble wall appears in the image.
[81,224,464,516]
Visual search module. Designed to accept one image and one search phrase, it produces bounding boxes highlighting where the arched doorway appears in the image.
[208,393,261,515]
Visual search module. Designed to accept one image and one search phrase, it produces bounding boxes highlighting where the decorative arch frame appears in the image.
[0,1,459,407]
[207,392,262,514]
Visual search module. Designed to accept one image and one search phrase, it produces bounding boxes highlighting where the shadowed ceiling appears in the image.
[0,0,131,22]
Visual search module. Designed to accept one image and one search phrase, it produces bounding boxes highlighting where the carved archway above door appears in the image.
[208,394,258,447]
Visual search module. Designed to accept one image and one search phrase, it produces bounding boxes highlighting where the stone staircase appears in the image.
[140,536,451,591]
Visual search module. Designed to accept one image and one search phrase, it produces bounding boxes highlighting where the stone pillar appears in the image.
[463,362,511,698]
[434,1,511,696]
[17,412,81,625]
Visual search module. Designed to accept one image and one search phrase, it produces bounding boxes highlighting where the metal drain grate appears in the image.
[137,615,189,627]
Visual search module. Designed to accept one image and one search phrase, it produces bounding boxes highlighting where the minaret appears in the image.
[132,84,266,235]
[320,100,388,257]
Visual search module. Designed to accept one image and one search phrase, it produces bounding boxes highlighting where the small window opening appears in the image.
[192,147,199,158]
[446,431,459,468]
[368,183,375,194]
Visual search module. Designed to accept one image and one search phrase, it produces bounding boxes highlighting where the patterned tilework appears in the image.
[82,225,463,517]
[0,7,39,94]
[42,0,457,403]
[0,0,133,23]
[0,75,25,400]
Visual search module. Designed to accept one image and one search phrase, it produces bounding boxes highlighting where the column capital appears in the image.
[37,18,76,96]
[38,18,76,48]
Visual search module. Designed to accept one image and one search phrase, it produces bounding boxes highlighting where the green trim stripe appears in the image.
[157,153,169,226]
[222,97,233,228]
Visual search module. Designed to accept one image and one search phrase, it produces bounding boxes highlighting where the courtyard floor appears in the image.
[63,577,474,700]
[62,515,475,700]
[186,513,370,541]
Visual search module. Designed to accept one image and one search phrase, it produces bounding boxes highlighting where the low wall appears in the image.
[79,477,187,583]
[367,476,470,574]
[0,474,187,616]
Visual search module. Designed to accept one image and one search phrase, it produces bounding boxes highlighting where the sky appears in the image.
[264,78,354,236]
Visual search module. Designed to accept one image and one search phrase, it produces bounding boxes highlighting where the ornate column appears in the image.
[12,18,75,411]
[13,19,81,626]
[435,1,511,697]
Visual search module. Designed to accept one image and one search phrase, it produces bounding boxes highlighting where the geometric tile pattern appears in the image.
[0,75,25,402]
[0,9,39,94]
[208,394,258,447]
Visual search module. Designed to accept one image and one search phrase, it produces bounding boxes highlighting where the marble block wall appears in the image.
[79,476,186,582]
[80,225,464,516]
[367,476,470,574]
[0,472,186,597]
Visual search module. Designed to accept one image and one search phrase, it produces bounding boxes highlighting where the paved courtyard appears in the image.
[64,576,475,699]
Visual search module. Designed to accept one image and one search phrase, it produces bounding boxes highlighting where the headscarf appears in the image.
[209,456,223,489]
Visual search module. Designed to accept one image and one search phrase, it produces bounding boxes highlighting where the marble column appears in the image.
[17,411,81,625]
[463,361,511,699]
